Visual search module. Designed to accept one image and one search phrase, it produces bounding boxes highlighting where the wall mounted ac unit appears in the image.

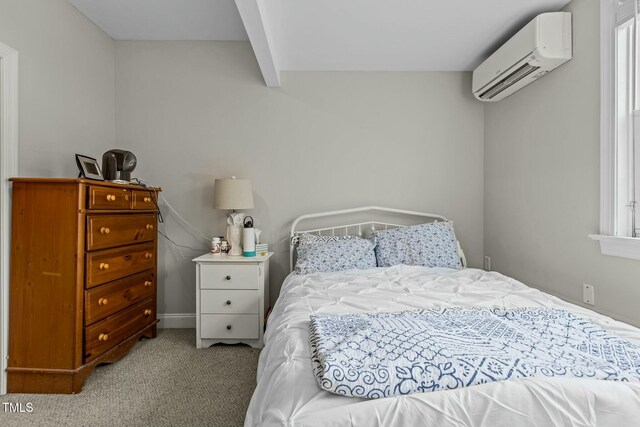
[472,12,572,102]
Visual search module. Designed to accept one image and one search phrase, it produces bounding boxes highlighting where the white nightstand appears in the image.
[193,252,272,349]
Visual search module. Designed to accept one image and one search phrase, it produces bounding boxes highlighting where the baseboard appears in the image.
[157,313,196,329]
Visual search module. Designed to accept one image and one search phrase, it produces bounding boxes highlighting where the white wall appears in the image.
[5,0,638,330]
[0,0,115,176]
[484,0,640,327]
[115,41,485,315]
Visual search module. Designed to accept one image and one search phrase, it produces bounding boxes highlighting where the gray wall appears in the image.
[0,0,115,177]
[11,2,627,328]
[484,0,640,327]
[115,41,485,314]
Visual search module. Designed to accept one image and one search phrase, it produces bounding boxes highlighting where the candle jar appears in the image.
[211,237,222,255]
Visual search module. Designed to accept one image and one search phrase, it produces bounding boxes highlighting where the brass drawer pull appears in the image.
[226,300,231,305]
[100,227,110,235]
[226,325,231,330]
[98,333,109,342]
[106,194,116,202]
[144,309,152,316]
[145,252,153,259]
[99,263,110,271]
[143,197,151,203]
[146,224,154,230]
[98,298,108,306]
[144,280,153,287]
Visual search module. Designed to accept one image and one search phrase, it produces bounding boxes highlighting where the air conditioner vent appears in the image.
[472,12,572,102]
[479,63,540,100]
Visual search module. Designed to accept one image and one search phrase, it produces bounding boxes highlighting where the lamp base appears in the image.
[226,216,244,256]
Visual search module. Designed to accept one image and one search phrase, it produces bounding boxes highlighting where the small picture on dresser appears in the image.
[75,154,104,180]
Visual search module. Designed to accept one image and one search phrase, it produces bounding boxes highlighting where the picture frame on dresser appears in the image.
[7,178,161,394]
[75,154,104,180]
[193,252,272,349]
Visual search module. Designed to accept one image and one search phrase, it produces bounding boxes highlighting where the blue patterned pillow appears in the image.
[373,222,462,269]
[295,238,377,274]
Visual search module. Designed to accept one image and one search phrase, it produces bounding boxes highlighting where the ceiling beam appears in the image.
[235,0,280,87]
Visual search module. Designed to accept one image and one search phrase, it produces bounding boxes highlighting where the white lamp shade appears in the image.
[214,178,254,210]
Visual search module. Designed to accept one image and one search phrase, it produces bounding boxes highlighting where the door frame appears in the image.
[0,41,18,396]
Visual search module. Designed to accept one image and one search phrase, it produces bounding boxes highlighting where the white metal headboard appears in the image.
[289,206,467,272]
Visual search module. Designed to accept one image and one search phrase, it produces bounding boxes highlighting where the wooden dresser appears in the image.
[7,178,160,394]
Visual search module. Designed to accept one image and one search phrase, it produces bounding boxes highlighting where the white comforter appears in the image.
[245,266,640,426]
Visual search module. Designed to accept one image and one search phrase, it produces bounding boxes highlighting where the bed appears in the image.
[244,207,640,426]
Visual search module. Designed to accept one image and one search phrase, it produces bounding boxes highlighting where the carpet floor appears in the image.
[2,329,261,427]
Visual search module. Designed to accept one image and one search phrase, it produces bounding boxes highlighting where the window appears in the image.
[592,0,640,259]
[613,5,640,237]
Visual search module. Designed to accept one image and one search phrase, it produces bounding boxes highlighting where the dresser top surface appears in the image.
[10,177,161,191]
[193,252,273,263]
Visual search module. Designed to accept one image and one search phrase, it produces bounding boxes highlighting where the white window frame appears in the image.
[591,0,640,260]
[0,41,18,396]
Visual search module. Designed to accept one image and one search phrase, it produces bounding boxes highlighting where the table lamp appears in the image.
[214,177,254,256]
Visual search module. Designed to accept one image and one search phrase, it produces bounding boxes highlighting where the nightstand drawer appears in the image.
[201,290,259,314]
[200,264,259,290]
[201,314,259,339]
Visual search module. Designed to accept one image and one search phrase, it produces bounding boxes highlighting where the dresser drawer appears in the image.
[132,190,157,210]
[84,298,155,362]
[87,185,131,210]
[199,264,259,290]
[85,271,155,325]
[86,214,156,251]
[86,243,155,288]
[200,314,259,339]
[201,290,259,314]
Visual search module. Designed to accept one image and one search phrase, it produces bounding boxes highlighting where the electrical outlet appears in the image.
[484,256,491,271]
[583,283,595,305]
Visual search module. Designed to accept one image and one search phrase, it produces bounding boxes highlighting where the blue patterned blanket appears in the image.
[309,307,640,399]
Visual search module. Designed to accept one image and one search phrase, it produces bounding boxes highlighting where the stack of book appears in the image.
[255,243,268,255]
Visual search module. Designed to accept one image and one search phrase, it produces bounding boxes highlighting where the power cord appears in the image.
[134,177,292,255]
[158,230,209,260]
[133,178,211,256]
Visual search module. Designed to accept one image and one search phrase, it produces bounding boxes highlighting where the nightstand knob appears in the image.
[145,252,153,259]
[99,333,108,342]
[226,300,231,305]
[99,263,109,271]
[225,275,231,280]
[226,325,231,330]
[100,227,110,235]
[98,298,108,306]
[144,280,152,287]
[146,224,154,230]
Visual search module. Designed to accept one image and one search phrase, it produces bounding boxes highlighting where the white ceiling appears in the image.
[268,0,571,71]
[67,0,571,85]
[68,0,248,40]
